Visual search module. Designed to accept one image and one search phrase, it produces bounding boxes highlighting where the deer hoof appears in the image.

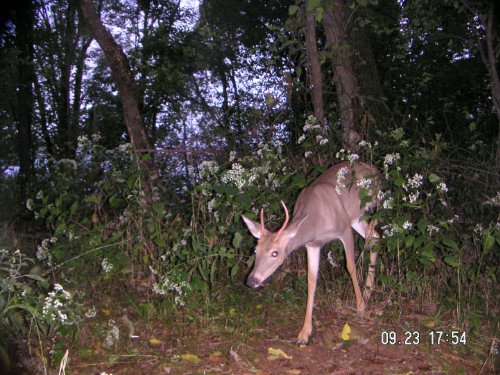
[297,329,311,344]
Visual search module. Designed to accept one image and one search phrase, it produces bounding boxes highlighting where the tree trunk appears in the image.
[323,0,363,150]
[304,1,325,125]
[14,0,35,192]
[79,0,156,177]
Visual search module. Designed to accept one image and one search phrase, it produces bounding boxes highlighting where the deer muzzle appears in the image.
[246,275,261,288]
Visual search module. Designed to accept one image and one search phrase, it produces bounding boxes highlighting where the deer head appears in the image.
[242,201,307,288]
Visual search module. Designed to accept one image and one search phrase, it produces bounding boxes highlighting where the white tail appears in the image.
[242,161,380,344]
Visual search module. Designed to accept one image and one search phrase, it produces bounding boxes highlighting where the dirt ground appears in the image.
[24,282,494,375]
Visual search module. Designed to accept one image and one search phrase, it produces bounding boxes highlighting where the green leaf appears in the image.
[230,264,239,280]
[152,202,165,216]
[483,232,494,252]
[405,235,415,248]
[288,5,299,15]
[428,173,441,184]
[232,232,243,249]
[444,256,460,268]
[109,194,124,209]
[441,234,458,251]
[154,237,166,248]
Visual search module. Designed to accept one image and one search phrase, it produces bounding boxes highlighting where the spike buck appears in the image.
[242,161,380,344]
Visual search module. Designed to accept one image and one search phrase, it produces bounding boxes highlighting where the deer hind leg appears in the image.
[340,230,366,312]
[351,219,380,301]
[297,245,320,344]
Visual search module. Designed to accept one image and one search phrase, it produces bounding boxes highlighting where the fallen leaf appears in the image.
[181,353,202,363]
[229,308,237,317]
[341,323,351,341]
[229,348,241,362]
[424,319,436,329]
[267,347,292,360]
[149,338,162,346]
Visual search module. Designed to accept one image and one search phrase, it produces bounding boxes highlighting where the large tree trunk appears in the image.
[304,0,325,125]
[79,0,155,176]
[14,0,35,192]
[323,0,363,150]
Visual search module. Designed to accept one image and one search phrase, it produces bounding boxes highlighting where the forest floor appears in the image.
[13,277,498,375]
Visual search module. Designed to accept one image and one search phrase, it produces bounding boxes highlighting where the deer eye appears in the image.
[271,250,279,258]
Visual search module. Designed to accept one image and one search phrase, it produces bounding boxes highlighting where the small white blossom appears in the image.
[356,177,372,189]
[436,182,448,193]
[426,224,440,235]
[319,138,329,145]
[26,199,34,211]
[327,251,338,268]
[304,151,313,158]
[85,306,97,318]
[347,153,359,163]
[101,258,113,274]
[382,198,394,210]
[297,134,306,144]
[229,151,237,162]
[473,224,485,236]
[105,320,120,347]
[402,221,413,230]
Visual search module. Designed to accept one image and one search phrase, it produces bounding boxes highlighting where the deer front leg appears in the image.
[363,221,380,301]
[297,245,320,344]
[341,230,366,312]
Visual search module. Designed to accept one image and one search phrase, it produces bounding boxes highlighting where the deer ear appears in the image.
[284,213,308,240]
[242,215,262,239]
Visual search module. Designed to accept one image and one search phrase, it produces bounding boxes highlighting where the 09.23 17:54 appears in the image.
[381,330,467,345]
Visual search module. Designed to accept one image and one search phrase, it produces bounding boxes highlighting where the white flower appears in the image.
[437,182,448,193]
[382,198,394,210]
[407,192,420,203]
[229,151,237,162]
[101,258,113,274]
[297,134,306,144]
[403,221,413,230]
[473,224,484,236]
[347,153,359,163]
[85,307,97,318]
[26,199,34,211]
[426,225,440,235]
[319,138,329,145]
[377,190,386,201]
[383,153,400,166]
[356,177,372,189]
[304,151,313,158]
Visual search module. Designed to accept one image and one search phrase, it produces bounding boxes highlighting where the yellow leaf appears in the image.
[267,347,292,359]
[424,319,436,329]
[149,338,162,346]
[229,308,237,317]
[341,323,351,341]
[101,309,111,316]
[256,304,263,310]
[181,353,202,363]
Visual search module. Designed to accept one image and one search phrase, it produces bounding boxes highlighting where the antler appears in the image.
[275,200,290,242]
[260,208,265,235]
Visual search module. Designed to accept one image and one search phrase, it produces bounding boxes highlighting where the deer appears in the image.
[242,161,380,344]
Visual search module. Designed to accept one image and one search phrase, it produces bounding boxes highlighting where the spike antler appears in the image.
[274,200,290,242]
[260,208,265,235]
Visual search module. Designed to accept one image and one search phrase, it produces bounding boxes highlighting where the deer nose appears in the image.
[247,276,260,288]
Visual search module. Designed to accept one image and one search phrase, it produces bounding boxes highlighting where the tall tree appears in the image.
[78,0,155,176]
[304,0,325,125]
[323,0,364,150]
[14,0,35,191]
